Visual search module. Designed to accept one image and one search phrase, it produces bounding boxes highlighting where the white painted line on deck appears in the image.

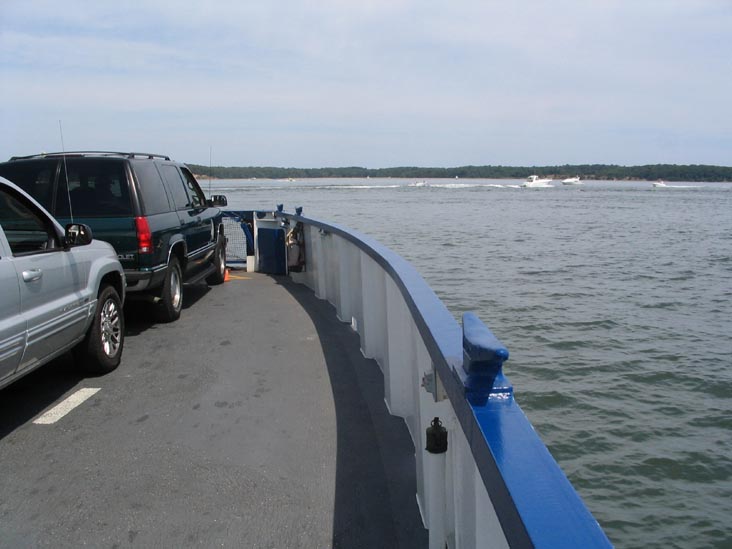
[33,388,101,425]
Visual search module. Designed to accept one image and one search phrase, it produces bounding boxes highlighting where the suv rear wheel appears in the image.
[206,235,226,285]
[74,284,125,374]
[157,255,183,322]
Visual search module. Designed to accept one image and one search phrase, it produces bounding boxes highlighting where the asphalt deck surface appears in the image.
[0,273,427,548]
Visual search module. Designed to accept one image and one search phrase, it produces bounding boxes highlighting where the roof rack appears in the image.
[8,151,171,161]
[126,152,172,160]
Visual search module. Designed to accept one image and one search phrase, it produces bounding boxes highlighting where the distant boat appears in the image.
[653,180,667,187]
[521,175,553,188]
[562,176,581,185]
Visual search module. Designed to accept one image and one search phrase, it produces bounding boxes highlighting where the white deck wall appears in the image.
[292,227,509,549]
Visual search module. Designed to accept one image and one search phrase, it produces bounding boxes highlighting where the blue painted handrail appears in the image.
[460,312,513,405]
[266,209,612,548]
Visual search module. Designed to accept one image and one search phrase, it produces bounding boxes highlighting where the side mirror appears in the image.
[209,194,228,207]
[64,223,93,247]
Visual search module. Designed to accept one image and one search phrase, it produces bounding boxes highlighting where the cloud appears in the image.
[1,0,731,166]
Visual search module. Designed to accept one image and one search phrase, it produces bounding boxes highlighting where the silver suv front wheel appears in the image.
[100,295,123,357]
[74,284,125,373]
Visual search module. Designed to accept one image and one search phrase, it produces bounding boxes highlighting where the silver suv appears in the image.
[0,176,126,390]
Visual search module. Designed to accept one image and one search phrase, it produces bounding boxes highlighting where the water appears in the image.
[210,177,732,549]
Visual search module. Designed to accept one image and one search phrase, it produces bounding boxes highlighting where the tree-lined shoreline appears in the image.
[187,163,732,182]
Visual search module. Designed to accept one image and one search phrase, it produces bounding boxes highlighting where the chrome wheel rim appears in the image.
[100,298,122,357]
[218,247,226,277]
[171,269,182,310]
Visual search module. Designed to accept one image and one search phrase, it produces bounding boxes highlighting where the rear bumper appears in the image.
[124,266,166,293]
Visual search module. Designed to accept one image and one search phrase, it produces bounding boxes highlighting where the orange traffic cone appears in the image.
[224,268,230,282]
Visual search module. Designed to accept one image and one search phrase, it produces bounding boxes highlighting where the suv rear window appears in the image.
[0,159,58,212]
[57,158,132,217]
[159,165,191,210]
[131,160,171,215]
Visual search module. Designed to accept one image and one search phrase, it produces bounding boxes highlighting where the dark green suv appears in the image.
[0,152,228,322]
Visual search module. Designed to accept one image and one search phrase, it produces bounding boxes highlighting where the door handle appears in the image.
[22,269,43,282]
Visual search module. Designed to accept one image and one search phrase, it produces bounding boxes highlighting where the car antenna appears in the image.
[58,120,74,224]
[209,145,212,195]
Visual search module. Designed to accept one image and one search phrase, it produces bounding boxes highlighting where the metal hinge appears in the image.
[421,370,447,402]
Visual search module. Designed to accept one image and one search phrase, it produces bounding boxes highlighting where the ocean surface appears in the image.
[210,177,731,549]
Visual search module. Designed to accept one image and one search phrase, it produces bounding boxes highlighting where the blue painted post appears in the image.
[461,312,512,406]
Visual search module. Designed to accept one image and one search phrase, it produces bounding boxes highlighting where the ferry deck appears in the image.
[0,209,613,548]
[0,274,427,547]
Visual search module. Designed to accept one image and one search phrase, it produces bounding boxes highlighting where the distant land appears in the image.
[187,164,732,182]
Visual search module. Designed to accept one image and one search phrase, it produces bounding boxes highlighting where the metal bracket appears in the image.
[421,372,436,394]
[421,368,447,402]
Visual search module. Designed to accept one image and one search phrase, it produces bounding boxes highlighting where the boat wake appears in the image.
[406,182,521,189]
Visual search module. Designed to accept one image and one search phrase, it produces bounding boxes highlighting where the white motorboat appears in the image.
[521,175,553,188]
[562,176,581,185]
[653,180,667,187]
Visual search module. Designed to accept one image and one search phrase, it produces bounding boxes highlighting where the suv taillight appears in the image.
[135,216,153,254]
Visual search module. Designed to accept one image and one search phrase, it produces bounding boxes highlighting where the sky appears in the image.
[1,0,731,168]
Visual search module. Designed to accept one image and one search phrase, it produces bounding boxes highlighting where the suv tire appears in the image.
[75,284,125,374]
[157,255,183,322]
[206,235,226,285]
